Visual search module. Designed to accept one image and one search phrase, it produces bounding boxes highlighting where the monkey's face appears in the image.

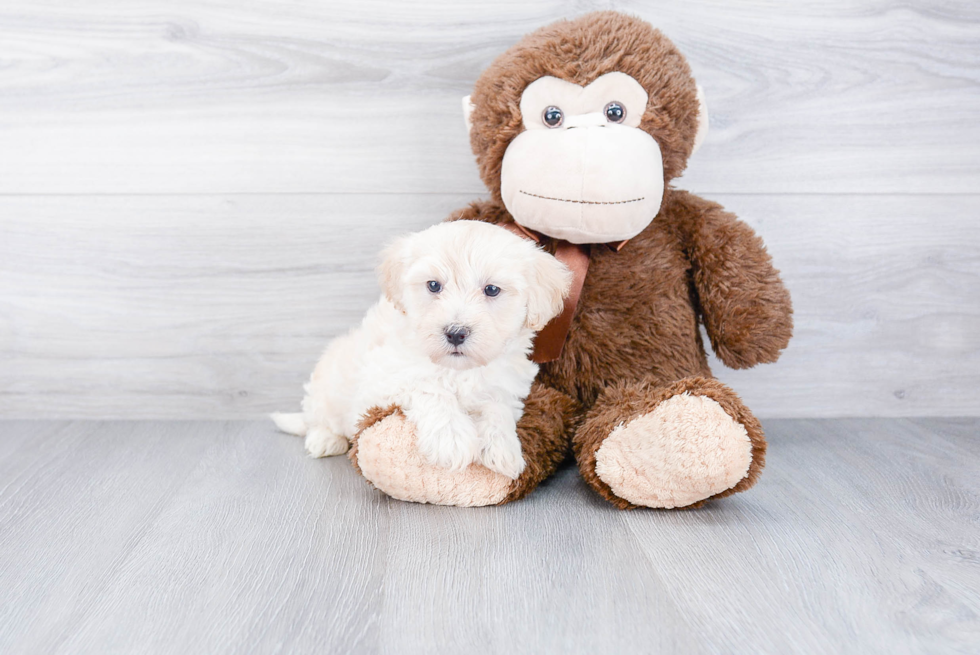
[465,13,708,243]
[498,72,664,245]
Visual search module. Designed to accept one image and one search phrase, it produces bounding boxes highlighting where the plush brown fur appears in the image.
[503,382,580,503]
[453,11,792,507]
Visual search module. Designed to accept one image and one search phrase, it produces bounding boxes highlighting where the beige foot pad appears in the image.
[354,413,512,507]
[594,393,752,509]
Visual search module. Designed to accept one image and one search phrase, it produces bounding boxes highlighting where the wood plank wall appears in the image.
[1,1,978,418]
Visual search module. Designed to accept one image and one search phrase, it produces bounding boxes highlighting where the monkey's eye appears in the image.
[604,101,626,124]
[484,285,500,297]
[542,106,563,128]
[427,280,442,293]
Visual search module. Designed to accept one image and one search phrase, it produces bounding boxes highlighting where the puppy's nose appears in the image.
[445,327,469,346]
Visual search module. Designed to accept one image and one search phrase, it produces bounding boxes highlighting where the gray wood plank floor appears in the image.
[0,419,977,654]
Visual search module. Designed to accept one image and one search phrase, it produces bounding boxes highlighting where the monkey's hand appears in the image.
[680,192,793,369]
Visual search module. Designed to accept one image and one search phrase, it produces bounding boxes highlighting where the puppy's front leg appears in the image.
[474,403,525,480]
[404,392,481,471]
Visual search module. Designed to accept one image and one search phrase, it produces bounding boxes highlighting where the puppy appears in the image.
[272,220,571,479]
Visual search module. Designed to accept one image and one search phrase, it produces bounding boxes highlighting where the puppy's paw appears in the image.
[479,429,525,480]
[305,427,349,458]
[415,414,481,472]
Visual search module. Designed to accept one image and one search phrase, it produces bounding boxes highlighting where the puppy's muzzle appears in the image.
[444,326,470,347]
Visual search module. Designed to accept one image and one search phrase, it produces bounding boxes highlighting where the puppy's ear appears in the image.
[377,235,410,312]
[525,248,573,331]
[462,95,476,135]
[691,83,709,156]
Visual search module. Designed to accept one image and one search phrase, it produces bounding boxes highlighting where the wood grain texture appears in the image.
[2,193,977,419]
[1,0,978,194]
[0,419,977,653]
[2,1,979,418]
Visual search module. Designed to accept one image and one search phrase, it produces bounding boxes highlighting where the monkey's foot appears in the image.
[575,377,766,509]
[349,408,512,507]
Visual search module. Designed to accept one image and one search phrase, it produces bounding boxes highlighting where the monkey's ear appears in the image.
[691,84,709,156]
[462,95,476,135]
[377,236,410,312]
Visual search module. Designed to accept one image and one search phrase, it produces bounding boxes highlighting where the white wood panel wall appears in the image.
[1,0,978,418]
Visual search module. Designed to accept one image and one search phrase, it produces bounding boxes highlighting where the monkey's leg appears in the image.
[572,377,766,509]
[348,383,577,507]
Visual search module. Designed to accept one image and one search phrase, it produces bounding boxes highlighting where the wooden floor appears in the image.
[0,419,977,654]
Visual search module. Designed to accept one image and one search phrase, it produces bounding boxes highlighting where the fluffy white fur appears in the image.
[272,220,571,479]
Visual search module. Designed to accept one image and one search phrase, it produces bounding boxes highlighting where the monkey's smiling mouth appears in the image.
[519,190,645,205]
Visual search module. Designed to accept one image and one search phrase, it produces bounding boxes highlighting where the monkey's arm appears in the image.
[674,191,793,369]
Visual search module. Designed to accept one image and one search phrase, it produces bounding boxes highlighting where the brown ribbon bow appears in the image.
[503,221,627,364]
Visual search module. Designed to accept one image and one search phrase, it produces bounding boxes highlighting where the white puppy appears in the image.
[272,220,571,479]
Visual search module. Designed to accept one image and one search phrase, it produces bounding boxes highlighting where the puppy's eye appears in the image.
[542,106,563,128]
[484,285,500,297]
[604,101,626,124]
[427,281,442,293]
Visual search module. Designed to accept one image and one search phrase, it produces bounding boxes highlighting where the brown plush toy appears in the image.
[349,11,793,509]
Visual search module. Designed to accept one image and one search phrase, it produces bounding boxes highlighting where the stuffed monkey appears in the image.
[349,11,793,509]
